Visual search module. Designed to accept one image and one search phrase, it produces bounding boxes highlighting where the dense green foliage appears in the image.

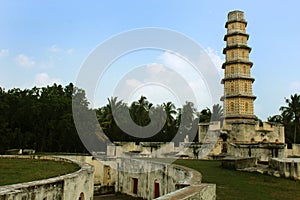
[0,83,89,153]
[175,159,300,200]
[0,158,80,186]
[96,96,222,144]
[0,83,222,153]
[268,93,300,146]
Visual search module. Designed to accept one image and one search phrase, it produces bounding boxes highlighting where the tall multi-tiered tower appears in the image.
[199,10,285,160]
[221,10,256,123]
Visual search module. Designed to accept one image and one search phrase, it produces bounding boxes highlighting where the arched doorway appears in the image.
[154,179,160,198]
[79,192,84,200]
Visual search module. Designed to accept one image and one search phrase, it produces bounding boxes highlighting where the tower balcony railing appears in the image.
[224,73,252,79]
[226,42,248,47]
[227,29,246,34]
[226,57,249,62]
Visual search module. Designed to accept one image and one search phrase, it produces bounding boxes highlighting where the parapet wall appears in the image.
[115,158,216,200]
[286,144,300,157]
[0,155,94,200]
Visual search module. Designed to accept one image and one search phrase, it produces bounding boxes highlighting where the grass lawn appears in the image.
[0,157,80,186]
[175,159,300,200]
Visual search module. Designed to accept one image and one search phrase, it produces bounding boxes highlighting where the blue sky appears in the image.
[1,1,300,120]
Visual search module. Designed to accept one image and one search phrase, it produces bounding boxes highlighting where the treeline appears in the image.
[268,94,300,147]
[0,84,223,153]
[96,96,223,144]
[1,82,298,153]
[0,83,89,153]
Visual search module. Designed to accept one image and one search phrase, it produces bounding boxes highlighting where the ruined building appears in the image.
[199,10,286,161]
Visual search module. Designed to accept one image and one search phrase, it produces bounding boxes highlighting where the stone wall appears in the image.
[0,155,94,200]
[287,144,300,157]
[221,157,257,170]
[107,142,175,158]
[227,143,286,162]
[269,158,300,180]
[115,158,216,200]
[155,184,216,200]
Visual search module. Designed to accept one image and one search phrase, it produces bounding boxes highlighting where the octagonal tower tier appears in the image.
[221,10,257,122]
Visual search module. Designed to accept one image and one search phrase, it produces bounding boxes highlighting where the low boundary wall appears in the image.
[116,158,216,200]
[269,158,300,180]
[0,155,94,200]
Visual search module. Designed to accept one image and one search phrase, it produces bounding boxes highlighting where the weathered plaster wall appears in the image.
[0,155,94,200]
[287,144,300,156]
[155,184,216,200]
[227,143,286,162]
[115,158,216,200]
[107,142,175,158]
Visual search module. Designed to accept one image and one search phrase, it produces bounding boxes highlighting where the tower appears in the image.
[221,10,256,123]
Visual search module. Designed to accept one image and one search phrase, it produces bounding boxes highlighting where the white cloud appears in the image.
[48,44,74,55]
[0,49,9,57]
[289,81,300,93]
[159,51,189,70]
[204,47,224,74]
[15,54,36,68]
[157,50,222,107]
[126,79,142,88]
[146,63,166,74]
[34,73,61,87]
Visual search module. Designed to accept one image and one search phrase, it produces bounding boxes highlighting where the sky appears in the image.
[1,1,300,120]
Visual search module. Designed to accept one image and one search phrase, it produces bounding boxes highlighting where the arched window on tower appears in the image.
[244,83,248,93]
[245,102,249,113]
[230,82,234,93]
[230,66,234,74]
[230,102,234,113]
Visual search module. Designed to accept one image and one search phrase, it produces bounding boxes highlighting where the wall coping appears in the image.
[0,155,94,195]
[271,157,300,163]
[155,184,215,200]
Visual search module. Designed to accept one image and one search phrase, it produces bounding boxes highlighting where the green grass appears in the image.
[174,160,300,200]
[0,158,80,186]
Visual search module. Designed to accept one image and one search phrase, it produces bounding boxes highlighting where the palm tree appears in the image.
[211,104,223,121]
[130,96,152,126]
[163,102,177,126]
[181,101,197,131]
[96,97,124,133]
[267,114,283,123]
[280,94,300,144]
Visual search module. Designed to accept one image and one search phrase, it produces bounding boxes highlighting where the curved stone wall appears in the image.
[0,155,94,200]
[115,158,216,200]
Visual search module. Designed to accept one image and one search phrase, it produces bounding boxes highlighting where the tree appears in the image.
[130,96,152,127]
[163,102,177,127]
[267,115,283,123]
[280,94,300,144]
[211,104,223,121]
[0,83,89,153]
[198,108,211,123]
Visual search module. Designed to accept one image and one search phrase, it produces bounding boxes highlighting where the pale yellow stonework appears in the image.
[198,11,286,161]
[222,10,256,122]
